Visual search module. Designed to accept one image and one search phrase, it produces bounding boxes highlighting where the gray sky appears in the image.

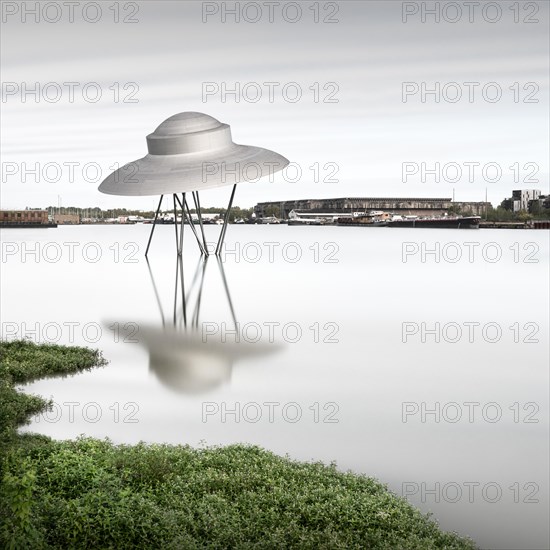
[1,0,548,210]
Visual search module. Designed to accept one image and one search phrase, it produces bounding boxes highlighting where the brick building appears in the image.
[0,210,49,225]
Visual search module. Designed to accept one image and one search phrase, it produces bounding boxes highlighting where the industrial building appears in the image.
[254,197,488,219]
[0,210,50,226]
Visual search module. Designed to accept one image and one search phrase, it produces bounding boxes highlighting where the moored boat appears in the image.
[387,216,480,229]
[336,211,390,227]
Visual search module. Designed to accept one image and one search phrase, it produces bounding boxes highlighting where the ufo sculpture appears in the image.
[98,112,289,257]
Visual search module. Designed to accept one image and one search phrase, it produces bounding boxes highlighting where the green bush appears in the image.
[0,340,106,454]
[2,439,476,549]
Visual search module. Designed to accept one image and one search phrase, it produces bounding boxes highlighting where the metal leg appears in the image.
[172,194,180,255]
[183,195,207,256]
[179,193,185,255]
[173,194,187,256]
[145,194,164,258]
[215,184,237,256]
[193,191,209,255]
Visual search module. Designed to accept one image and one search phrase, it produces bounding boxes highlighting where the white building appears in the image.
[511,189,541,212]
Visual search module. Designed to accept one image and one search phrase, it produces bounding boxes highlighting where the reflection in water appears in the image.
[131,256,279,394]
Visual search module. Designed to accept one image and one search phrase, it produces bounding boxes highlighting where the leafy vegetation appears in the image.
[488,197,550,221]
[450,197,550,222]
[263,204,281,218]
[1,340,477,549]
[0,340,106,454]
[198,205,254,222]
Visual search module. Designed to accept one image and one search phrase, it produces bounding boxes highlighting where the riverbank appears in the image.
[0,340,477,549]
[3,219,549,229]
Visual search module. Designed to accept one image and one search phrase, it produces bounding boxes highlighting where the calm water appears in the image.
[2,224,548,550]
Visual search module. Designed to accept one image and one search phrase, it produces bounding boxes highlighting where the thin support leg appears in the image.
[172,194,180,255]
[174,194,187,256]
[179,193,185,255]
[215,184,237,256]
[184,196,206,255]
[193,191,208,255]
[145,194,164,258]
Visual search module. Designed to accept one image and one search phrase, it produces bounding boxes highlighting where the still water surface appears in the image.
[1,224,548,550]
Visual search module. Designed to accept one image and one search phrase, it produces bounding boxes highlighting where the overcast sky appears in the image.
[1,0,548,210]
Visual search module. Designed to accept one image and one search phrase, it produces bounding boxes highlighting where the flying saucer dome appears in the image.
[98,112,289,196]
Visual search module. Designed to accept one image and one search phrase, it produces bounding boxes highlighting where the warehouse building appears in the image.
[0,210,50,226]
[254,197,488,219]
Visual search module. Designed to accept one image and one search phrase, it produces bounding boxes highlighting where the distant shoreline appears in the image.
[2,221,549,229]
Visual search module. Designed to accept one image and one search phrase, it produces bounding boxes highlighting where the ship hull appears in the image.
[335,221,387,227]
[387,217,480,229]
[0,223,58,228]
[335,217,388,227]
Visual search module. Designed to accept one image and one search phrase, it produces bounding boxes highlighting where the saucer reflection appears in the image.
[140,324,278,394]
[116,256,280,394]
